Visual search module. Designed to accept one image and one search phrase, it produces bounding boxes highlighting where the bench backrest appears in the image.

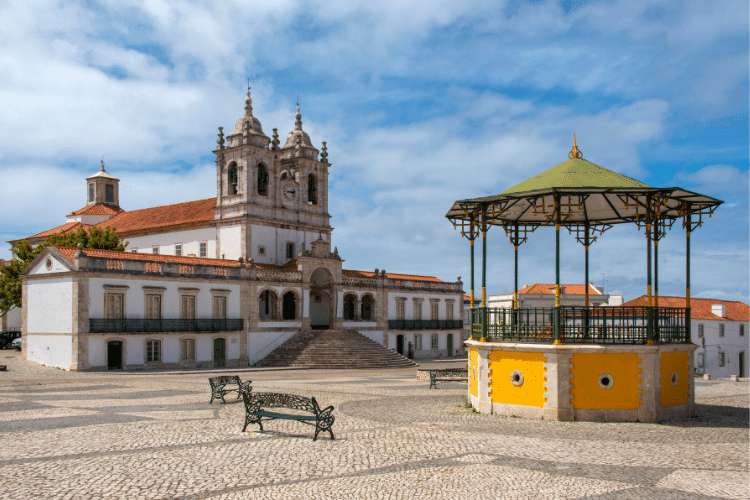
[209,375,241,388]
[245,392,318,414]
[432,368,467,376]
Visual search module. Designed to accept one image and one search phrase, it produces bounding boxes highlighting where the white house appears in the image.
[621,296,749,378]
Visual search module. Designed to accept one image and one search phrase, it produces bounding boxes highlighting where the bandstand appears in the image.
[446,138,722,422]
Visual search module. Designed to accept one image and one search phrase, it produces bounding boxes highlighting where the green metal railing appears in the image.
[89,318,244,334]
[469,306,687,344]
[388,320,464,330]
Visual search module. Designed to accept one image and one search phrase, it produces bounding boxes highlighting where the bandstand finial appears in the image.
[568,133,583,159]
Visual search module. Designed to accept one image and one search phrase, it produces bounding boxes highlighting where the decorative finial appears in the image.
[271,128,280,151]
[295,135,302,157]
[295,106,302,131]
[244,86,253,117]
[217,126,225,150]
[243,120,250,139]
[101,157,106,171]
[568,133,583,159]
[320,141,328,163]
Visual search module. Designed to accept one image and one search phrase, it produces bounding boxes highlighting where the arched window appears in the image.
[343,294,356,320]
[258,290,278,320]
[361,295,373,321]
[307,174,317,205]
[228,163,238,195]
[257,164,268,195]
[282,292,297,320]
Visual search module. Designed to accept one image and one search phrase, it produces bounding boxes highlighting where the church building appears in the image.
[17,91,464,370]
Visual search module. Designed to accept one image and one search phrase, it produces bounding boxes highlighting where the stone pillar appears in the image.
[543,348,574,421]
[354,298,361,321]
[637,346,659,423]
[239,279,251,365]
[21,280,28,360]
[70,277,90,371]
[475,345,492,414]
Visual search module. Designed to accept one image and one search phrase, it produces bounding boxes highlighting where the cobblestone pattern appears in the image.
[0,350,747,499]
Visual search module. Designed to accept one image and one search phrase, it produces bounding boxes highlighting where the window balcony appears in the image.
[89,318,244,334]
[388,320,463,330]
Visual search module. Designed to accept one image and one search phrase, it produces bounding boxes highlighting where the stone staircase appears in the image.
[253,329,417,369]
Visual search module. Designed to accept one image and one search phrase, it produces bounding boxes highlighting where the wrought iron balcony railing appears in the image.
[89,318,244,334]
[388,320,464,330]
[468,306,687,344]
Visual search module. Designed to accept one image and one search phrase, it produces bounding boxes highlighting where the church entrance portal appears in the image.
[310,268,332,329]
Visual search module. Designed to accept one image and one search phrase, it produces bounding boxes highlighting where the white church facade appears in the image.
[17,91,464,370]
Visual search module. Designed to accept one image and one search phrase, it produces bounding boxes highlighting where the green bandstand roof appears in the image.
[446,144,723,227]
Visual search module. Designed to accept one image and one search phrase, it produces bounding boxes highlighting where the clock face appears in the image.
[283,183,296,201]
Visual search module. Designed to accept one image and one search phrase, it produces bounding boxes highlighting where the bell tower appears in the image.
[213,90,332,264]
[86,160,120,209]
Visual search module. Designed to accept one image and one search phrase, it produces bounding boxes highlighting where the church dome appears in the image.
[281,107,318,160]
[225,90,270,148]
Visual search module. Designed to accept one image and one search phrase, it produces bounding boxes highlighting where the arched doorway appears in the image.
[107,340,122,370]
[343,294,356,320]
[310,268,332,329]
[282,292,297,320]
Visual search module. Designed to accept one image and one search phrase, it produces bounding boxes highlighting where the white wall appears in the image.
[26,277,74,333]
[3,306,22,331]
[89,277,240,320]
[247,330,298,364]
[26,334,73,370]
[29,255,71,275]
[218,226,242,260]
[125,227,217,258]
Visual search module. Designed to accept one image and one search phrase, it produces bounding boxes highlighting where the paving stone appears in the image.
[0,349,747,500]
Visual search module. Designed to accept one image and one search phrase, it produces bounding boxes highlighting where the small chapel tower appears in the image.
[86,160,120,209]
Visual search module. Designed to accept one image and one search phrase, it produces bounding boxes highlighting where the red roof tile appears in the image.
[92,198,216,235]
[343,269,444,283]
[53,247,282,270]
[621,296,749,321]
[67,204,123,216]
[518,283,602,295]
[18,222,92,242]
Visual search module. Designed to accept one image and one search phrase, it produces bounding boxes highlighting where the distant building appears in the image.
[621,296,749,378]
[488,283,622,309]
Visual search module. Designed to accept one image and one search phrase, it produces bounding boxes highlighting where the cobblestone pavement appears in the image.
[0,350,747,500]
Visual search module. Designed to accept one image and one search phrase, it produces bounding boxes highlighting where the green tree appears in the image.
[0,227,125,318]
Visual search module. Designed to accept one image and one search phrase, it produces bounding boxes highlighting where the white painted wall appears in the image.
[3,306,22,331]
[26,334,73,370]
[29,255,71,275]
[356,329,383,344]
[88,335,106,367]
[247,330,298,364]
[125,227,217,258]
[694,318,749,378]
[26,278,74,333]
[218,225,242,260]
[89,277,240,320]
[252,225,276,265]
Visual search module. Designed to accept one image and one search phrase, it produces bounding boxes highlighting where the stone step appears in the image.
[254,329,417,369]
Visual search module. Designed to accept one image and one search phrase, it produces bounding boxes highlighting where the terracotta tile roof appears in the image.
[621,296,749,322]
[92,198,216,235]
[67,204,123,216]
[15,222,92,243]
[518,283,602,295]
[281,259,299,271]
[53,247,282,270]
[343,269,444,283]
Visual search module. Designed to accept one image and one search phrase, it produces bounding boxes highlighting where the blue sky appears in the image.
[1,0,747,302]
